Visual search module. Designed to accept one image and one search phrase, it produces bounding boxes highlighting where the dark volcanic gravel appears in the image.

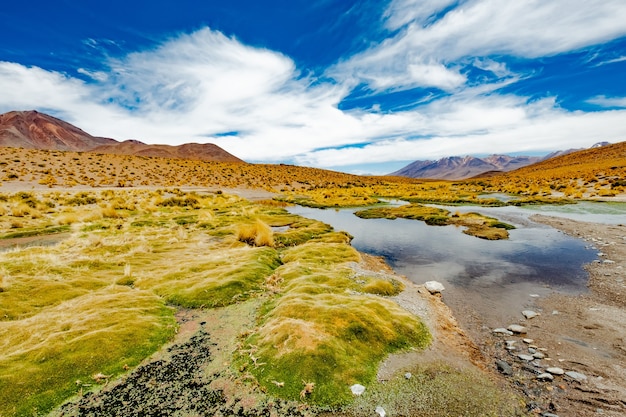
[56,328,311,416]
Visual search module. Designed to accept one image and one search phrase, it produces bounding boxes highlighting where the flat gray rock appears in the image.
[508,324,527,334]
[565,371,587,382]
[522,310,539,319]
[496,360,513,376]
[493,328,514,336]
[517,354,534,361]
[537,373,554,381]
[546,367,564,375]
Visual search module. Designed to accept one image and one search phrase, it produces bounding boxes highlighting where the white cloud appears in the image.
[587,95,626,108]
[1,13,625,174]
[333,0,626,92]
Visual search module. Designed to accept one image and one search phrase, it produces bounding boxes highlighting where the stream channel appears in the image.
[288,201,626,331]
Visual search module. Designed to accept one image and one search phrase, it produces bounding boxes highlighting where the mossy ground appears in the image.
[355,203,516,240]
[0,189,433,416]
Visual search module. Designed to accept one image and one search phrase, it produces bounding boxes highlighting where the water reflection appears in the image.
[288,205,596,327]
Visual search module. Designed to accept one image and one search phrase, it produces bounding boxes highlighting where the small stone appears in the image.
[603,259,615,264]
[528,347,537,354]
[542,413,559,417]
[537,373,554,381]
[350,384,365,396]
[404,372,412,380]
[493,328,514,336]
[375,406,386,417]
[496,360,513,376]
[508,324,527,334]
[523,338,534,344]
[552,310,559,315]
[565,371,587,382]
[424,281,445,294]
[522,310,539,319]
[546,367,564,375]
[517,354,534,361]
[533,352,546,359]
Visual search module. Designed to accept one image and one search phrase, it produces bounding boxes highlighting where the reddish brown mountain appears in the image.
[0,110,244,163]
[90,140,244,163]
[0,110,116,151]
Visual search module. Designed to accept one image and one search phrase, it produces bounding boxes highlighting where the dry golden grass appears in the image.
[0,188,434,414]
[236,218,275,247]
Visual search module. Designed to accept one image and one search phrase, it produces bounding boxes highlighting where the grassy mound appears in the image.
[355,204,515,240]
[239,241,431,406]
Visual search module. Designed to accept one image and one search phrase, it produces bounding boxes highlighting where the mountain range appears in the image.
[0,110,243,163]
[391,143,612,180]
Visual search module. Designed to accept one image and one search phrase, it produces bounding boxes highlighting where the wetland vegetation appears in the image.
[1,142,624,416]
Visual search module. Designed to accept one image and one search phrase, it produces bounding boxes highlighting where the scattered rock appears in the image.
[533,352,546,359]
[496,360,513,376]
[542,413,559,417]
[522,310,539,319]
[546,367,565,375]
[508,324,527,334]
[565,371,587,382]
[537,373,554,381]
[518,354,535,361]
[350,384,365,396]
[375,406,386,417]
[424,281,445,294]
[523,338,534,344]
[404,372,412,380]
[493,328,514,336]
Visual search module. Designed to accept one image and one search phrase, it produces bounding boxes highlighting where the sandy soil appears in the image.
[474,215,626,416]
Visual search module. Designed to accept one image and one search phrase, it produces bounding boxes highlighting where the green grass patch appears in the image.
[346,362,524,416]
[138,246,282,308]
[355,204,514,240]
[1,225,70,239]
[0,286,176,417]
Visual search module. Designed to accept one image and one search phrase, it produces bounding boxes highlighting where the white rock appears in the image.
[350,384,365,396]
[533,352,546,359]
[508,324,527,334]
[424,281,445,294]
[523,338,534,344]
[493,328,514,336]
[537,373,554,381]
[376,406,386,417]
[518,354,534,361]
[546,367,565,375]
[522,310,539,319]
[565,371,587,382]
[404,372,412,380]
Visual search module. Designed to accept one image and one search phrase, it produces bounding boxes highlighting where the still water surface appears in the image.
[287,203,611,328]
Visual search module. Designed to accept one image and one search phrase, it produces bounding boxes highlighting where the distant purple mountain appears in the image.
[390,143,612,179]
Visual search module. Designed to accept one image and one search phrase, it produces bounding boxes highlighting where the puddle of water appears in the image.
[288,205,597,328]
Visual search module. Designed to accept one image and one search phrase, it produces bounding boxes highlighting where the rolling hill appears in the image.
[0,110,243,163]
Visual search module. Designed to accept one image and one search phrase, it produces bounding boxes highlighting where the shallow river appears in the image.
[288,202,625,329]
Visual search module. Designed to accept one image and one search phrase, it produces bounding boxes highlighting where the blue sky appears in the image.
[1,0,625,174]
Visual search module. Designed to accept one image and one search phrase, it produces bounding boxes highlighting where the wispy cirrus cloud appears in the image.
[332,0,626,92]
[587,95,626,108]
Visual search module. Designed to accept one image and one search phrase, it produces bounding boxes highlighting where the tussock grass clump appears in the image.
[240,239,430,406]
[362,278,404,296]
[247,292,430,405]
[0,286,175,416]
[138,246,281,308]
[236,218,275,247]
